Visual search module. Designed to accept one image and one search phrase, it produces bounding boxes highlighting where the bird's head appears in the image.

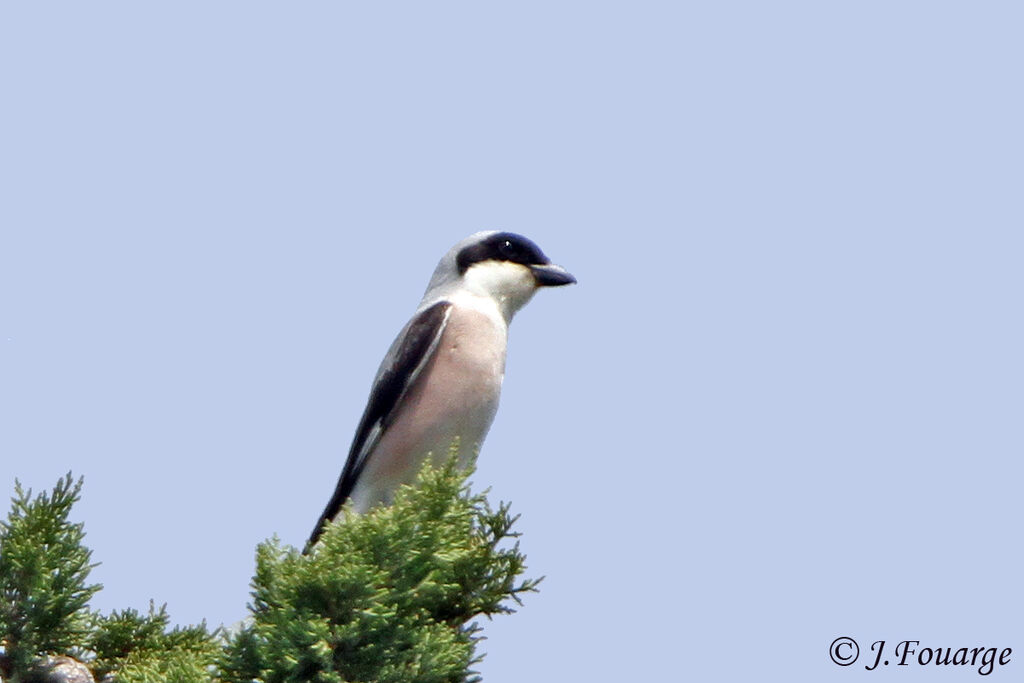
[426,231,576,320]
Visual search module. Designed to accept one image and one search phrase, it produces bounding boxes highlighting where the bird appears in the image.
[306,231,575,550]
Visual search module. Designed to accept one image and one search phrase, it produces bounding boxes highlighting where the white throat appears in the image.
[459,261,538,323]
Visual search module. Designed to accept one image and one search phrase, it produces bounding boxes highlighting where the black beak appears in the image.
[530,263,577,287]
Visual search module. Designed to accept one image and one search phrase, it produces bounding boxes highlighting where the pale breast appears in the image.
[349,299,508,512]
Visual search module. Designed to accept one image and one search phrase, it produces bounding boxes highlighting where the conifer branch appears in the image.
[1,458,538,683]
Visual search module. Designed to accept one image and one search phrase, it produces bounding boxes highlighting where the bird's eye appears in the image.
[498,239,519,259]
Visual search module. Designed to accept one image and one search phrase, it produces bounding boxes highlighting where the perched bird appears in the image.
[306,231,575,549]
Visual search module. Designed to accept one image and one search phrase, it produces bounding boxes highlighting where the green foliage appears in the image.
[0,475,217,683]
[0,474,100,678]
[87,605,220,683]
[220,457,540,683]
[2,461,537,683]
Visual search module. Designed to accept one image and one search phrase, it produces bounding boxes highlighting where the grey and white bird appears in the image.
[306,231,575,549]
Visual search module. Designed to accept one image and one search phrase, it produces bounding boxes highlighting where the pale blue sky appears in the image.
[2,3,1022,681]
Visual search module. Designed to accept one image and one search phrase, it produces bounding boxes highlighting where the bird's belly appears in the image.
[351,306,507,512]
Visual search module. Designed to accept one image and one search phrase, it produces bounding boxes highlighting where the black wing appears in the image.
[305,301,452,550]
